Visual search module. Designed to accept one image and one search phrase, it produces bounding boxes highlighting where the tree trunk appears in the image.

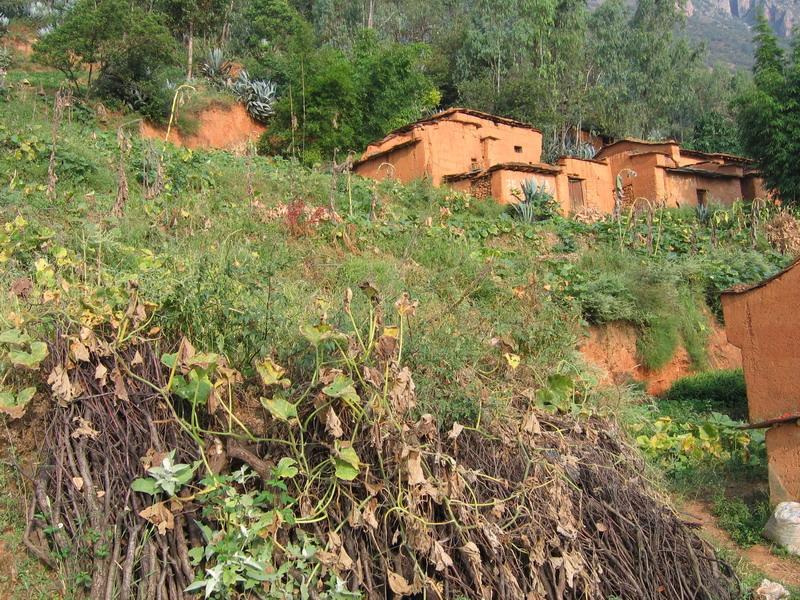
[187,21,194,80]
[367,0,374,28]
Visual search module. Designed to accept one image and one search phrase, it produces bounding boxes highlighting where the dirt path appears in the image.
[682,500,800,588]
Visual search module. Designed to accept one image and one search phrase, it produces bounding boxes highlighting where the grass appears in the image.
[0,462,63,599]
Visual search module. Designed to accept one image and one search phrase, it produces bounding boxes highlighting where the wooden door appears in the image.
[568,178,584,212]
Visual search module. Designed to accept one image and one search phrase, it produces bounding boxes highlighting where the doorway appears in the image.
[568,178,585,212]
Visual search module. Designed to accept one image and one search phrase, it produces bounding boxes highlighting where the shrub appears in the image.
[661,369,748,420]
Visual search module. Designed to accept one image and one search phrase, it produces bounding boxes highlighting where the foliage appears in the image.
[200,48,232,88]
[736,13,800,203]
[509,179,559,223]
[633,411,764,477]
[232,70,277,122]
[661,369,748,420]
[712,492,772,547]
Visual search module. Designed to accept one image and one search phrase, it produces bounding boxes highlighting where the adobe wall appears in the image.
[356,112,543,185]
[489,170,559,206]
[620,154,666,207]
[664,172,743,207]
[353,140,427,184]
[556,157,615,213]
[766,422,800,502]
[742,175,769,200]
[721,262,800,424]
[422,117,542,184]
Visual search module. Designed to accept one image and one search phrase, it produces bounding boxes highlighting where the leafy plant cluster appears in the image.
[632,411,764,477]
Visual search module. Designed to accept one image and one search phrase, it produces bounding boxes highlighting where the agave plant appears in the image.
[0,13,10,32]
[200,48,232,88]
[232,70,276,123]
[511,179,559,223]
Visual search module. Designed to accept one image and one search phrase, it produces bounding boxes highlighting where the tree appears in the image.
[262,30,438,163]
[157,0,228,79]
[737,14,800,202]
[33,0,129,90]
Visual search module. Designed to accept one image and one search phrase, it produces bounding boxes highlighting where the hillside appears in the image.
[1,55,800,598]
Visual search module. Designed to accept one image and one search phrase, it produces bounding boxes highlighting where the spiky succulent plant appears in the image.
[201,48,232,88]
[232,70,276,123]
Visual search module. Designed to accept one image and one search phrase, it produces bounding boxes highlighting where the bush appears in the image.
[661,369,748,420]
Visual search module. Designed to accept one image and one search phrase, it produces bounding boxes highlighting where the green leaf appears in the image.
[161,352,178,369]
[0,391,16,407]
[131,478,158,495]
[333,442,360,481]
[8,341,49,369]
[255,358,291,388]
[0,329,31,346]
[171,369,213,405]
[260,396,298,423]
[16,387,35,405]
[299,322,346,347]
[274,457,298,479]
[322,375,360,405]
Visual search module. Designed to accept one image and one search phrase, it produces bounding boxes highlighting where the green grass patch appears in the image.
[662,369,748,420]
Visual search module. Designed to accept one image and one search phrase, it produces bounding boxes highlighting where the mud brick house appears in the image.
[595,139,766,209]
[721,259,800,503]
[352,108,615,214]
[353,109,767,213]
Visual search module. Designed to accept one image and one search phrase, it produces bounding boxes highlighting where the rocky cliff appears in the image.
[689,0,799,36]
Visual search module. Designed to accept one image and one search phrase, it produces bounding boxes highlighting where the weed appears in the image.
[662,369,748,420]
[713,491,772,548]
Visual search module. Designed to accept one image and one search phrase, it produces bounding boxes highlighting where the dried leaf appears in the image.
[431,540,454,571]
[448,422,464,440]
[394,292,419,317]
[71,416,100,440]
[72,476,84,491]
[138,502,174,535]
[95,363,108,387]
[362,497,379,530]
[111,368,129,401]
[131,351,144,366]
[325,407,343,438]
[406,448,426,486]
[389,367,416,415]
[388,571,415,596]
[48,365,73,405]
[70,340,90,362]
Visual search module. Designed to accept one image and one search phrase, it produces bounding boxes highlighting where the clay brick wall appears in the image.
[664,172,744,207]
[556,157,615,213]
[355,110,543,186]
[766,422,800,503]
[355,139,427,184]
[722,260,800,502]
[490,170,559,206]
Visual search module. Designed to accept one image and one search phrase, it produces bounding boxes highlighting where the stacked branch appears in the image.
[26,302,740,599]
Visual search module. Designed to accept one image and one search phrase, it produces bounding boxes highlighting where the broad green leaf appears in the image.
[8,341,49,369]
[0,329,31,346]
[171,369,213,405]
[0,391,15,406]
[255,358,291,388]
[16,387,35,405]
[333,442,360,481]
[274,457,298,479]
[260,396,298,423]
[322,375,359,405]
[299,322,346,347]
[131,478,158,495]
[161,352,178,369]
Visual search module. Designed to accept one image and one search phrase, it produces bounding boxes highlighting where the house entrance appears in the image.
[568,178,585,212]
